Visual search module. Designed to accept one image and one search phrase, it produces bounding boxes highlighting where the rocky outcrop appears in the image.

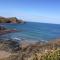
[0,25,21,35]
[0,25,7,30]
[0,39,19,53]
[0,16,24,23]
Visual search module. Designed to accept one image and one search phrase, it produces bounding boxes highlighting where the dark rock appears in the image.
[0,39,20,53]
[0,25,7,30]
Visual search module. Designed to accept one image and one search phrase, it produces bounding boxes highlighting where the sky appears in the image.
[0,0,60,24]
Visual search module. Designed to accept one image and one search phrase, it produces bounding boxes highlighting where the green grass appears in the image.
[32,49,60,60]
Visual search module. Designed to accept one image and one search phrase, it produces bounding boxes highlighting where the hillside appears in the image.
[0,39,60,60]
[0,16,24,23]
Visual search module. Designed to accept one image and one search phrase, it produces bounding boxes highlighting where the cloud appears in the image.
[24,16,60,24]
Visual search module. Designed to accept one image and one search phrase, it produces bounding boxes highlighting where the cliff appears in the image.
[0,16,24,23]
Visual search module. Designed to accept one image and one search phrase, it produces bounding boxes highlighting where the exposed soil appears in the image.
[0,51,11,59]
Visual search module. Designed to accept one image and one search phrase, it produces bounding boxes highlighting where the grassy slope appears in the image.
[0,39,60,60]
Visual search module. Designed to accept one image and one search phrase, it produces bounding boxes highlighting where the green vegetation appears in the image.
[0,39,60,60]
[0,16,24,23]
[32,49,60,60]
[0,49,60,60]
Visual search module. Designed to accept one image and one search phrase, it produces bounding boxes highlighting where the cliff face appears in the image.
[0,16,24,23]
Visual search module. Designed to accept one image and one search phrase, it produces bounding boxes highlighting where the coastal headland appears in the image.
[0,16,25,35]
[0,16,25,23]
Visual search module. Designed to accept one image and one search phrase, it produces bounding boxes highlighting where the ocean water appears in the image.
[0,22,60,41]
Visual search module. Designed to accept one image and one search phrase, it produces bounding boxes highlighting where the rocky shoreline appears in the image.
[0,25,23,35]
[0,38,60,60]
[0,16,25,35]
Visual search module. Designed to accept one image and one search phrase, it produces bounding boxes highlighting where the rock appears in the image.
[0,39,19,53]
[0,25,21,35]
[0,25,7,30]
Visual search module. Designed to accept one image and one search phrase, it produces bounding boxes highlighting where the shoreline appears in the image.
[0,38,60,51]
[0,38,60,60]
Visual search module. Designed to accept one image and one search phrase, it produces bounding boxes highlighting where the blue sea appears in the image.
[0,22,60,42]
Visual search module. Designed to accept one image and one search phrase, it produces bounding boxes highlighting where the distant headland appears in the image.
[0,16,25,23]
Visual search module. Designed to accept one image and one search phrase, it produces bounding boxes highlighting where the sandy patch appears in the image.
[0,51,11,59]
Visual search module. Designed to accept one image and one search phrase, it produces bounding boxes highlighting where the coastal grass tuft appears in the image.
[30,49,60,60]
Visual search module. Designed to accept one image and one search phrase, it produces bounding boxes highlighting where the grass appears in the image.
[29,49,60,60]
[0,39,60,60]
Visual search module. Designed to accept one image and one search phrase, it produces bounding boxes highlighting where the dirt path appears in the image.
[0,51,11,59]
